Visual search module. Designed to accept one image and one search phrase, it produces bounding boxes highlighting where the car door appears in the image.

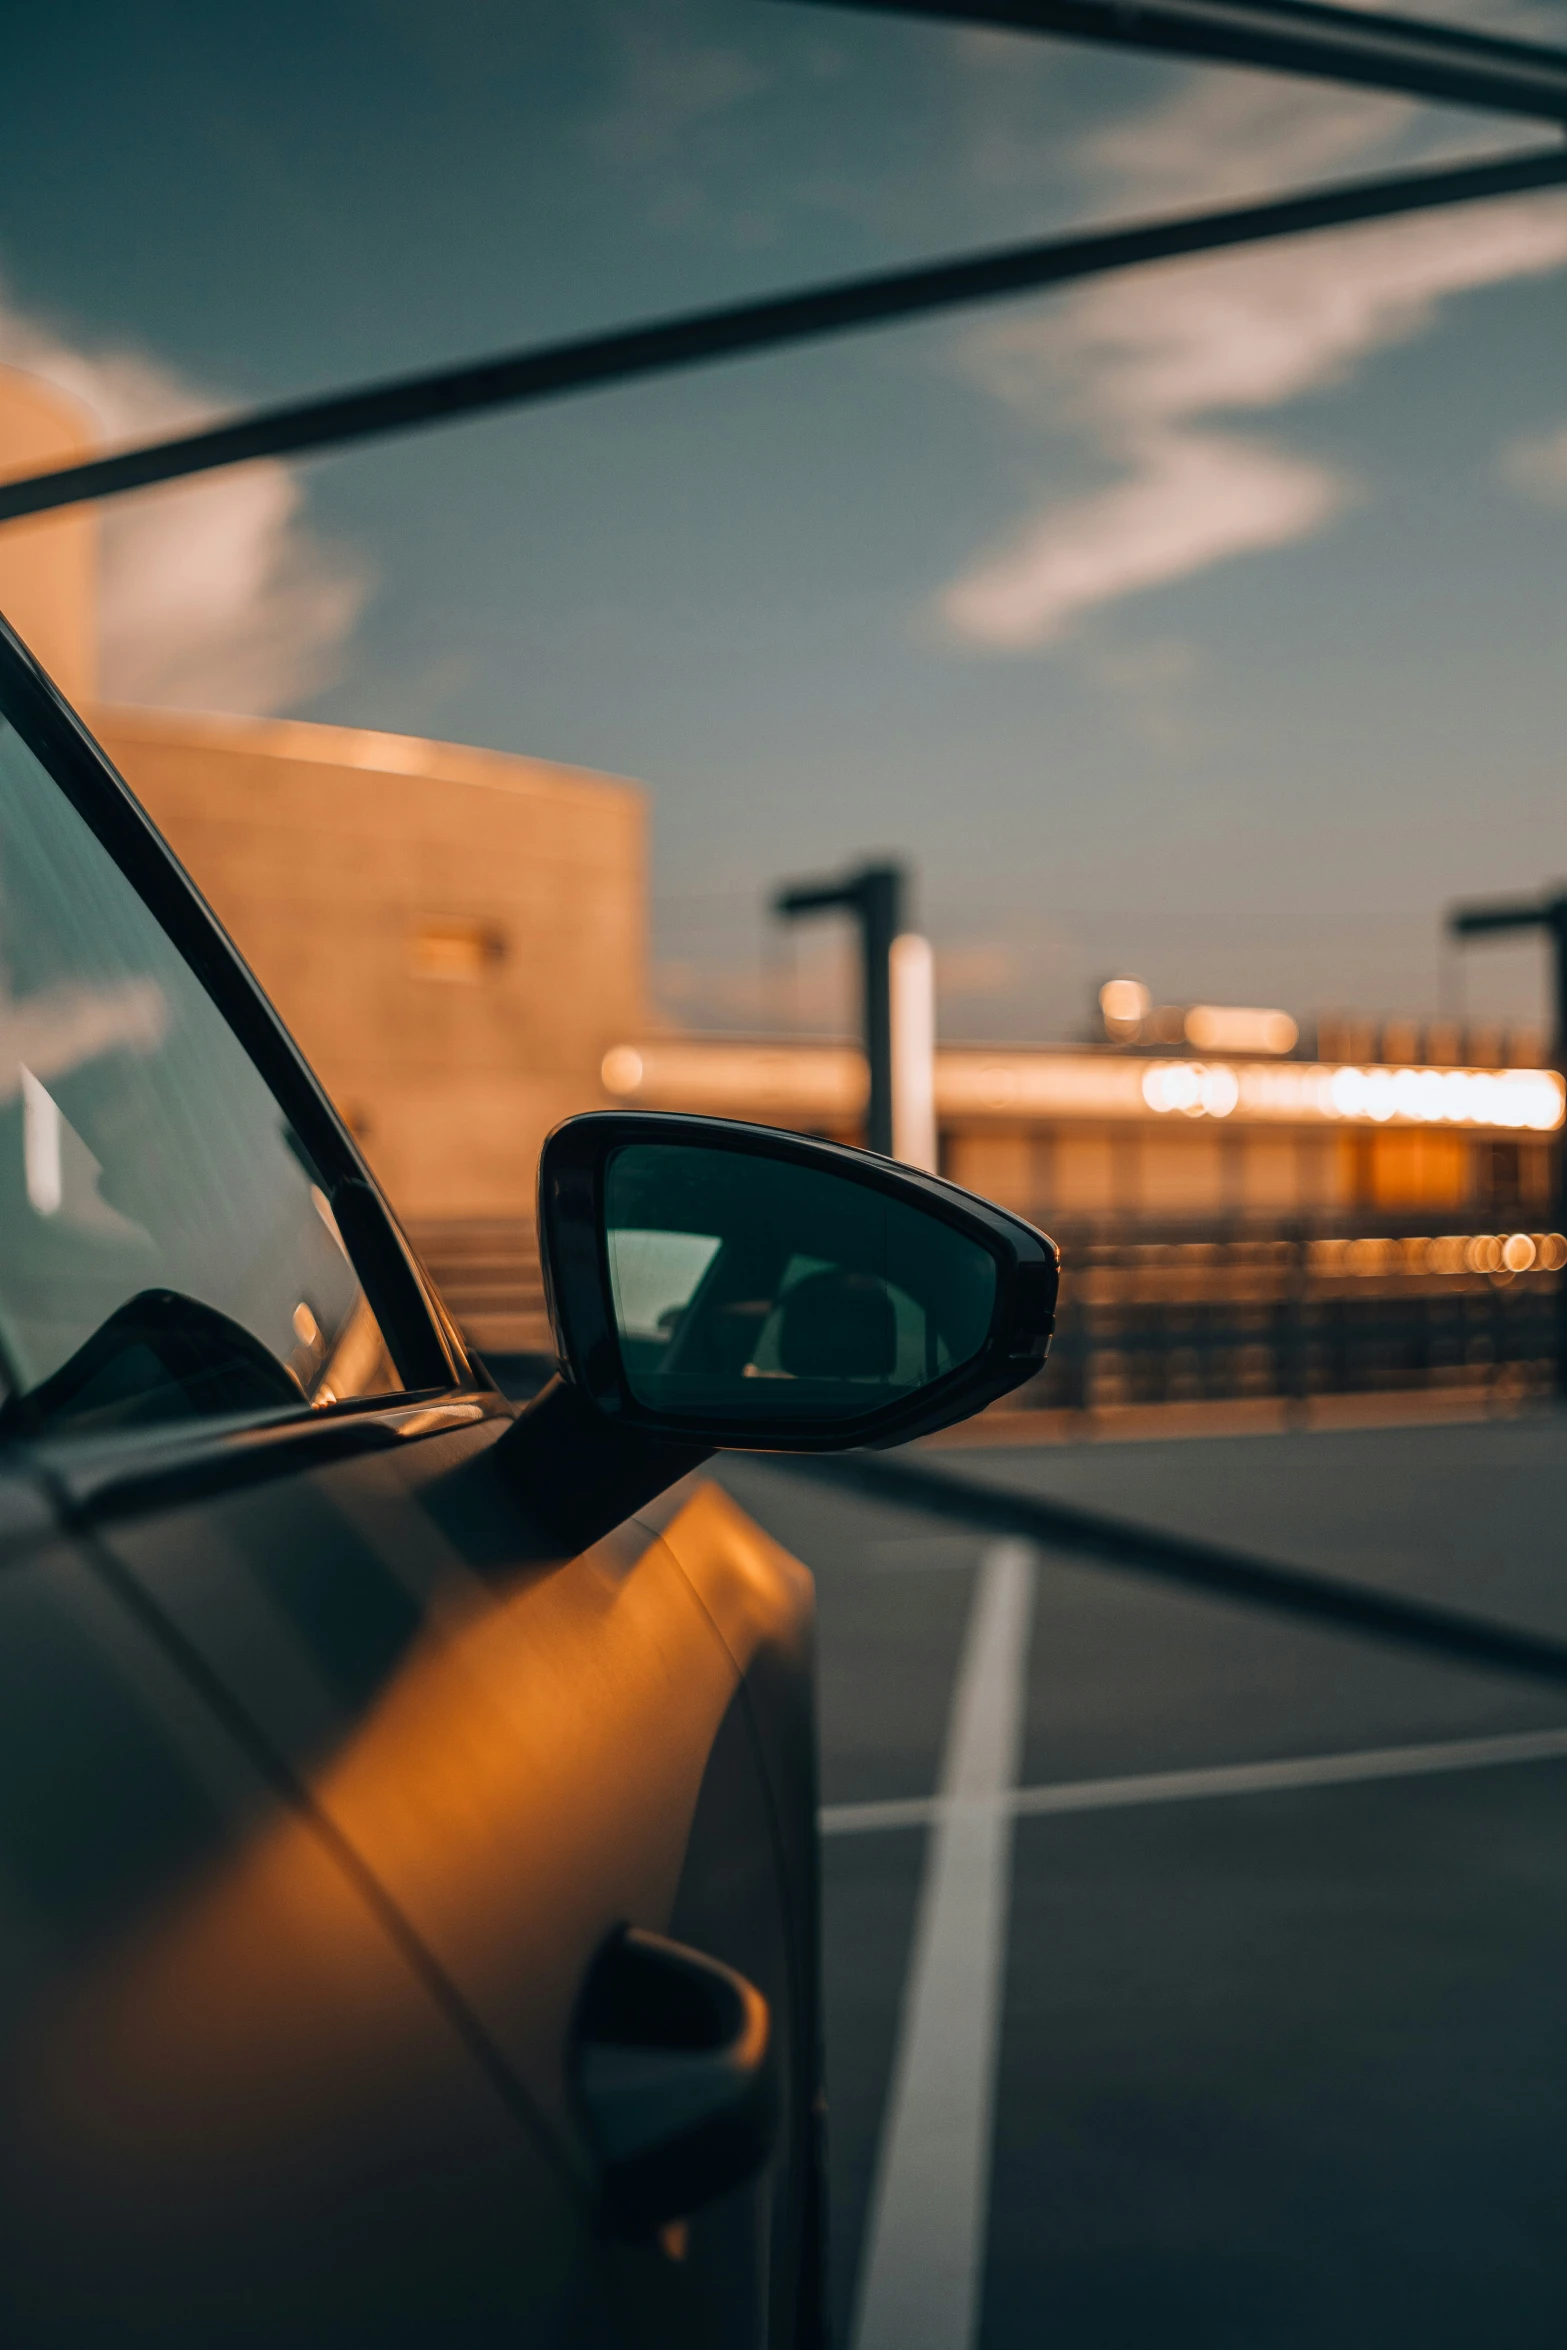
[0,1434,600,2346]
[52,1413,820,2350]
[0,618,817,2347]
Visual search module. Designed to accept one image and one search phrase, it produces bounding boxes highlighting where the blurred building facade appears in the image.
[597,1034,1567,1416]
[599,1035,1562,1228]
[99,709,643,1219]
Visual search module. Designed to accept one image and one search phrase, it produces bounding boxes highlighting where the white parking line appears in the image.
[851,1539,1036,2350]
[821,1722,1567,1839]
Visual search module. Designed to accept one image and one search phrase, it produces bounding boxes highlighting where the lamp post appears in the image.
[774,861,934,1161]
[1447,887,1567,1395]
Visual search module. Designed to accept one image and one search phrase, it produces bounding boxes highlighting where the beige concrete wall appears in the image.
[95,707,646,1219]
[0,369,97,705]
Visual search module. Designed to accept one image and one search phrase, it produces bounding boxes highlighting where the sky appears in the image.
[4,0,1567,1044]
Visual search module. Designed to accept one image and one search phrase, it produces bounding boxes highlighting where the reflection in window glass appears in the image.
[0,716,401,1438]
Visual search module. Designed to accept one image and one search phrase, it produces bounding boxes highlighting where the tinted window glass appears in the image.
[0,715,400,1437]
[604,1141,997,1422]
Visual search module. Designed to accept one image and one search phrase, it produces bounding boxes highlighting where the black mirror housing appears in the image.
[537,1112,1058,1451]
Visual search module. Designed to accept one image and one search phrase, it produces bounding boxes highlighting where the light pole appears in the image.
[774,861,937,1162]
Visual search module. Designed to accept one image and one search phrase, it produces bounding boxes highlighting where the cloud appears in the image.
[939,78,1567,647]
[1081,74,1422,212]
[0,288,367,713]
[945,430,1343,644]
[1500,419,1567,505]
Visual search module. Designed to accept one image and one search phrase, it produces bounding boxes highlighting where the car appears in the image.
[0,607,1059,2348]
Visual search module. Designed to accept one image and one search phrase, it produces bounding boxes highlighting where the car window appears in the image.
[0,711,401,1438]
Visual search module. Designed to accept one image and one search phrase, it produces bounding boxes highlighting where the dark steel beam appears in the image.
[1450,893,1567,939]
[1448,889,1567,1066]
[2,143,1563,528]
[792,0,1567,124]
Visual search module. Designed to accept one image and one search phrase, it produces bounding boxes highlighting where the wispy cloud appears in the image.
[939,78,1567,647]
[945,429,1342,646]
[0,288,367,714]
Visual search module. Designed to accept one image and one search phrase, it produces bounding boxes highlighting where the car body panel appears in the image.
[0,1477,602,2345]
[42,1402,817,2343]
[637,1478,826,2350]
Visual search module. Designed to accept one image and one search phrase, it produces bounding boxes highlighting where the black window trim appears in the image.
[0,610,466,1405]
[37,1390,510,1529]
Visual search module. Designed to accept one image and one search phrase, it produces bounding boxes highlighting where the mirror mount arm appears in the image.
[493,1372,713,1554]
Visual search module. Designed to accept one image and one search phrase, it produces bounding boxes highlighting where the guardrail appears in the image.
[1016,1219,1566,1412]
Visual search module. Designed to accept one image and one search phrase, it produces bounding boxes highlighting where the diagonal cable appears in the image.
[778,1447,1567,1688]
[791,0,1567,125]
[0,143,1564,527]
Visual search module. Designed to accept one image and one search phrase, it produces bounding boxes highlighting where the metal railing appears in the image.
[1014,1217,1566,1414]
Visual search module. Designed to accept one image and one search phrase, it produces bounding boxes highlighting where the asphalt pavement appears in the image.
[717,1412,1567,2350]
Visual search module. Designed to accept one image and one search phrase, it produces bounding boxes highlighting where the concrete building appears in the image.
[98,708,643,1221]
[597,1037,1563,1229]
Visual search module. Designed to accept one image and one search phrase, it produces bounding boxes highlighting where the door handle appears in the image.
[571,1926,778,2235]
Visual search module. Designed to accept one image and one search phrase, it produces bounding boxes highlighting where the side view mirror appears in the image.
[536,1112,1058,1451]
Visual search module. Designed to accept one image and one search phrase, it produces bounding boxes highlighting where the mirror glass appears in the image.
[604,1142,997,1422]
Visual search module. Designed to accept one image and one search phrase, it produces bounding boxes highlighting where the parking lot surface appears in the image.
[718,1415,1567,2349]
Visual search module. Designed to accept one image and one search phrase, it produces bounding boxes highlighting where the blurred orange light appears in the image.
[1184,1004,1298,1054]
[1140,1062,1239,1118]
[1100,976,1151,1039]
